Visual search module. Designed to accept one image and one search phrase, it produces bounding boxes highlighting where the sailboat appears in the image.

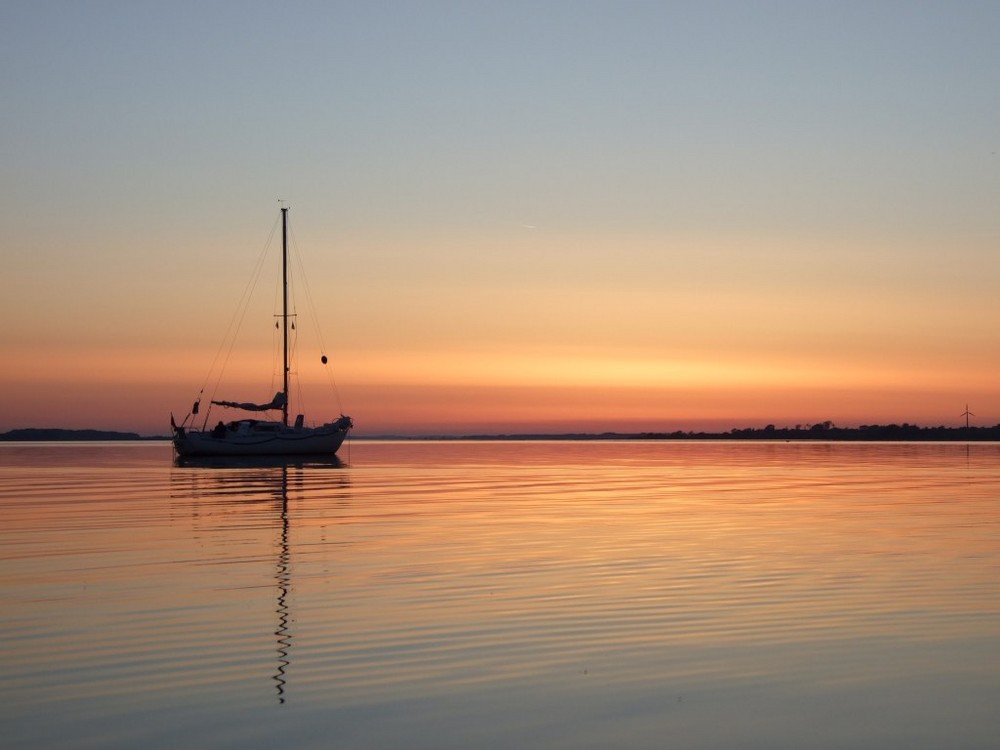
[171,206,352,458]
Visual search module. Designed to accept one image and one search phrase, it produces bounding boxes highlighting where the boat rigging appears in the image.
[171,206,352,457]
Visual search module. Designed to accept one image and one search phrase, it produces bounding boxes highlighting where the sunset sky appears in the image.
[2,1,998,436]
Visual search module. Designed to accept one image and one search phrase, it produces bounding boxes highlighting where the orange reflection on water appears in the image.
[2,441,998,749]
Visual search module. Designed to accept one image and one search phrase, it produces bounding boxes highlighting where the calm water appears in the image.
[1,440,998,749]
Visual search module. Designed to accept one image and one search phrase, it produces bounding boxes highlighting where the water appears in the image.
[1,440,998,749]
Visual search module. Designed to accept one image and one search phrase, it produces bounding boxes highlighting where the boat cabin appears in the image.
[215,419,302,437]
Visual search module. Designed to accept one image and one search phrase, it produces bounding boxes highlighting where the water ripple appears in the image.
[2,441,999,749]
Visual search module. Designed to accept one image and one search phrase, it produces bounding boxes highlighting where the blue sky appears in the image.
[5,1,998,233]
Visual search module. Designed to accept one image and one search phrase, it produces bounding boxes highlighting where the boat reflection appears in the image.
[173,453,347,470]
[171,456,350,704]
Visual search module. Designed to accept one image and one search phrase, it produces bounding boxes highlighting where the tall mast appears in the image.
[281,206,289,427]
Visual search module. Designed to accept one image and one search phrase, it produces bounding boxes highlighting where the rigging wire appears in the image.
[288,311,307,421]
[287,219,346,416]
[200,214,281,428]
[181,209,348,435]
[270,302,280,400]
[287,241,306,420]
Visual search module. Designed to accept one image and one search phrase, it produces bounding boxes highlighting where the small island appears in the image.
[0,428,146,441]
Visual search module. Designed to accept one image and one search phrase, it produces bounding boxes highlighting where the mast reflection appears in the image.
[274,467,291,703]
[170,455,350,704]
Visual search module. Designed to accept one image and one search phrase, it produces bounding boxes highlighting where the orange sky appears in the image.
[2,4,999,435]
[3,226,997,435]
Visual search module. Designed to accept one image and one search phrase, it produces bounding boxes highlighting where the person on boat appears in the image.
[212,421,226,439]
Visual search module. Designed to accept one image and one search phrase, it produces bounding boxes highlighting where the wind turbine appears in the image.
[961,404,975,429]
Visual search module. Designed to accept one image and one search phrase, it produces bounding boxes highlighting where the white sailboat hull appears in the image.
[173,420,350,458]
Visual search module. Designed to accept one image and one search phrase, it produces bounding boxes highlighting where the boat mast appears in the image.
[281,206,289,427]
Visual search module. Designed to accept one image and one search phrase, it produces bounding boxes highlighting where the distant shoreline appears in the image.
[0,429,161,442]
[375,424,1000,441]
[4,424,998,442]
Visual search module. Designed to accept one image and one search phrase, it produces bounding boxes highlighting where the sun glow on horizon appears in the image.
[4,337,996,436]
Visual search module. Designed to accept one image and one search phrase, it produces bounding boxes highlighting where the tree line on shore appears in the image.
[637,421,1000,441]
[461,422,1000,441]
[2,423,999,442]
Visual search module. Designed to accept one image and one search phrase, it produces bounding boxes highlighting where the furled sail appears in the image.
[211,392,287,412]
